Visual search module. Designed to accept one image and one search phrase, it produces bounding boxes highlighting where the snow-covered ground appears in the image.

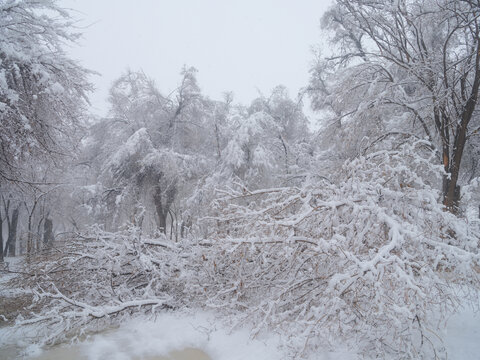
[444,307,480,360]
[1,255,479,360]
[0,307,477,360]
[8,311,355,360]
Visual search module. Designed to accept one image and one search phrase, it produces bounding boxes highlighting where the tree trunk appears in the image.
[0,214,3,263]
[43,217,54,248]
[279,135,289,175]
[158,212,167,234]
[214,122,222,159]
[27,198,39,254]
[181,216,192,239]
[170,210,175,240]
[153,185,167,234]
[153,183,177,235]
[443,88,478,212]
[5,207,19,257]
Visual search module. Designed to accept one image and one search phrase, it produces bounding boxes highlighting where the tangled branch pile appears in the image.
[5,141,480,359]
[202,141,480,358]
[9,227,189,345]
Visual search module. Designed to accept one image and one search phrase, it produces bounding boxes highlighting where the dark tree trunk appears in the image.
[214,122,222,160]
[180,221,185,239]
[27,198,39,254]
[442,42,480,212]
[0,214,3,263]
[158,212,167,234]
[5,207,19,257]
[443,94,478,212]
[154,185,167,234]
[43,217,54,248]
[443,122,466,211]
[153,183,177,235]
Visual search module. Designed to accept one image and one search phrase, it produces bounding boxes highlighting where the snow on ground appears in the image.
[75,311,284,360]
[13,311,282,360]
[1,257,479,360]
[2,307,475,360]
[2,310,356,360]
[443,306,480,360]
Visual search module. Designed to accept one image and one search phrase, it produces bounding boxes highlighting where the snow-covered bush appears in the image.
[201,140,480,358]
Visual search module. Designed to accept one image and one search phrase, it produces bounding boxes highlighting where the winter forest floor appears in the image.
[0,256,479,360]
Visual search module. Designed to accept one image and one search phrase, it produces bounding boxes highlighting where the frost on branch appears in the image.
[5,141,480,358]
[0,0,92,183]
[8,226,186,346]
[205,140,480,358]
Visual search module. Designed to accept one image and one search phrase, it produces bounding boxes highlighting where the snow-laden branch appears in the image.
[5,143,479,359]
[201,141,480,358]
[7,227,184,346]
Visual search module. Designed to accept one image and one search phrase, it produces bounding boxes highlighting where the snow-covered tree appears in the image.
[309,0,480,212]
[4,3,479,359]
[248,86,312,180]
[77,69,219,238]
[211,87,312,190]
[0,0,92,185]
[0,0,92,258]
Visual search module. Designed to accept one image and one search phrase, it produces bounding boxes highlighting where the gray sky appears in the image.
[61,0,332,116]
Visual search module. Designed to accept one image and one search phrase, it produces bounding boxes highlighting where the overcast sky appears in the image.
[61,0,332,116]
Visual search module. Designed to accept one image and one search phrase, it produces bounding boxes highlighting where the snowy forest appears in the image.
[1,0,480,359]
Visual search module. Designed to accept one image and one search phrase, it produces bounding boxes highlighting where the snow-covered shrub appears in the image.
[201,140,480,358]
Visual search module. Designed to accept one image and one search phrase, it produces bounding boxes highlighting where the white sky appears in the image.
[61,0,332,116]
